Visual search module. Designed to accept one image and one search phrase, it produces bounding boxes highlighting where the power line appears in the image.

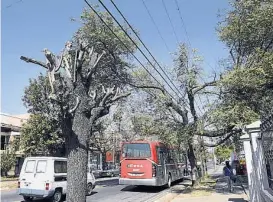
[172,0,215,115]
[173,0,217,73]
[174,0,191,47]
[161,0,180,44]
[84,0,178,103]
[141,0,171,53]
[2,0,23,10]
[96,0,186,103]
[109,0,188,106]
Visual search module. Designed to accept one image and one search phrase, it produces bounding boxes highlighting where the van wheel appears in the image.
[51,189,62,202]
[23,196,33,201]
[166,174,172,188]
[86,183,93,196]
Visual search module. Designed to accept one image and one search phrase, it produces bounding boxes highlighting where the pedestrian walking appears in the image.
[223,161,236,192]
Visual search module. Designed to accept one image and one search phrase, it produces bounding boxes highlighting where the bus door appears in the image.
[157,148,167,184]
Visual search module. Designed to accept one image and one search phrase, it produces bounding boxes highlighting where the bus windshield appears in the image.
[122,143,151,158]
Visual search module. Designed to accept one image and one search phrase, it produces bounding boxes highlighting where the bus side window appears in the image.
[157,147,165,165]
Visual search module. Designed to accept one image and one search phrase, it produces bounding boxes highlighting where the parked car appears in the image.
[100,169,119,177]
[17,157,96,202]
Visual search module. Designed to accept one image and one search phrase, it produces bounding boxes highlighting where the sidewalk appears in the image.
[156,166,249,202]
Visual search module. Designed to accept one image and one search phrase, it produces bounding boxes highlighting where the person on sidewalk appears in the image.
[223,161,236,192]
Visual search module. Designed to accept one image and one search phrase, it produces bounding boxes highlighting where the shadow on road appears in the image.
[228,198,248,202]
[120,179,186,193]
[96,179,119,187]
[121,185,166,193]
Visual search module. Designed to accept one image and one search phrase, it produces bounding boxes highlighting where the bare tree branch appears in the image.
[87,50,106,78]
[167,108,183,124]
[193,77,217,94]
[73,50,78,82]
[20,56,48,69]
[63,57,72,78]
[197,125,240,138]
[166,100,188,125]
[203,130,240,147]
[128,83,165,94]
[68,97,81,114]
[230,47,236,64]
[93,51,106,69]
[109,92,131,103]
[99,87,115,107]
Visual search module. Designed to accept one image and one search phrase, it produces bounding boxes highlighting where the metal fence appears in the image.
[261,114,273,189]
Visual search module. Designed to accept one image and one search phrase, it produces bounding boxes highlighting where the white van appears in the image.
[17,157,96,202]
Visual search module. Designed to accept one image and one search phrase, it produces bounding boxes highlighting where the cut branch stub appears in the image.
[20,56,48,69]
[68,97,81,114]
[86,50,106,78]
[88,89,97,100]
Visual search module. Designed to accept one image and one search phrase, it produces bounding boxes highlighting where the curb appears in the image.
[153,192,178,202]
[146,189,171,202]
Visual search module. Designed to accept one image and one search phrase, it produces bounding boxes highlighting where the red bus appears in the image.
[119,140,186,187]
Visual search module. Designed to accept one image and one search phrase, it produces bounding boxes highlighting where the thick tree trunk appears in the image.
[64,112,89,202]
[187,142,198,186]
[102,151,107,170]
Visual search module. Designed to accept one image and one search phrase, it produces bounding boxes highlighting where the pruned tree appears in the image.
[20,8,140,201]
[21,39,130,201]
[133,43,246,184]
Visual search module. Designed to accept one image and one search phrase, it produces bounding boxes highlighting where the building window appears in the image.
[1,135,10,150]
[1,136,5,150]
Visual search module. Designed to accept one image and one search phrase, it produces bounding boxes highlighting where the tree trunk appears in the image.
[102,151,107,170]
[65,112,89,202]
[187,142,198,186]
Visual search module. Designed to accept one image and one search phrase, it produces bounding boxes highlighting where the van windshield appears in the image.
[123,143,151,158]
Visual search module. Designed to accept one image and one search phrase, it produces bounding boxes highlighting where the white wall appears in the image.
[242,121,273,202]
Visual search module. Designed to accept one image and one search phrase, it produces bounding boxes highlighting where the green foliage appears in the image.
[207,101,259,128]
[218,0,273,61]
[218,0,273,117]
[173,43,203,89]
[215,145,233,163]
[1,146,16,176]
[22,74,54,115]
[75,8,137,88]
[20,114,65,156]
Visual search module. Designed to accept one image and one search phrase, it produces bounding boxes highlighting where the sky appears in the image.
[1,0,230,115]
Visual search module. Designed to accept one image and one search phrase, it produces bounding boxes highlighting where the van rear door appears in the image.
[31,160,48,193]
[20,159,36,194]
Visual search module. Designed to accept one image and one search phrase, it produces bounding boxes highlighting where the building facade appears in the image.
[1,113,30,176]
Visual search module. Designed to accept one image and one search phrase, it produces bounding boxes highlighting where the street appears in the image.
[1,161,215,202]
[1,178,175,202]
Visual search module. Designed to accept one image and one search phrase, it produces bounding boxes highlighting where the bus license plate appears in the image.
[128,173,144,176]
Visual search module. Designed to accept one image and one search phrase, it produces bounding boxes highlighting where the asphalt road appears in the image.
[1,177,179,202]
[1,161,216,202]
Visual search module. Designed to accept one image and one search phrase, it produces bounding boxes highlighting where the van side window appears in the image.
[25,160,36,173]
[36,160,47,173]
[54,161,67,173]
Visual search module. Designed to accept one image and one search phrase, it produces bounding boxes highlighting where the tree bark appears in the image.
[64,112,89,202]
[187,142,198,186]
[64,74,91,202]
